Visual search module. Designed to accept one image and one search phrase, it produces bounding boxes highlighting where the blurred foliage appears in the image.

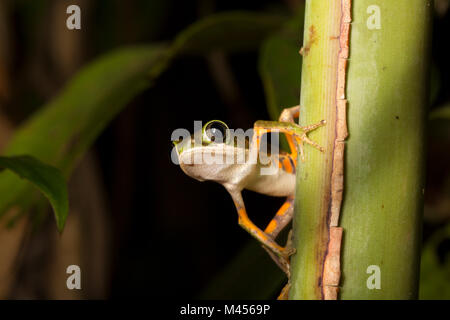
[0,45,168,225]
[420,222,450,299]
[0,155,68,231]
[198,240,285,299]
[0,11,285,228]
[430,104,450,120]
[173,12,287,55]
[259,7,304,120]
[200,7,310,298]
[420,103,450,299]
[0,0,449,299]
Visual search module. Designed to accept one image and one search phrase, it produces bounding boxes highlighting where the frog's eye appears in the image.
[202,120,229,144]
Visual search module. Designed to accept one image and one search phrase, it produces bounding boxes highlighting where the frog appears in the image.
[172,106,326,279]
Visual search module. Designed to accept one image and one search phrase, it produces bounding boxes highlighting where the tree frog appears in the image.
[173,106,325,276]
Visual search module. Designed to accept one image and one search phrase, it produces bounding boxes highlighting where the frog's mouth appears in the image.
[172,137,193,158]
[172,139,190,167]
[173,138,202,168]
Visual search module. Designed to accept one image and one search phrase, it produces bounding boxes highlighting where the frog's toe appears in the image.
[282,246,296,258]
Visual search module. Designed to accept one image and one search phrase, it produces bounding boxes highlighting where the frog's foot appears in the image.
[281,246,296,258]
[264,241,295,277]
[283,229,296,257]
[279,249,295,277]
[277,230,296,272]
[262,245,294,277]
[278,230,296,268]
[262,246,290,276]
[265,242,294,263]
[277,283,291,300]
[274,231,295,299]
[301,119,327,136]
[294,120,326,162]
[261,201,296,276]
[229,188,295,275]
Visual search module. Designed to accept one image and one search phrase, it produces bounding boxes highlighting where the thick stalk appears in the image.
[290,0,432,299]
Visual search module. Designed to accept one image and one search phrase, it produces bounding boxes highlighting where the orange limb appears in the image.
[279,105,301,162]
[226,187,294,274]
[278,105,300,122]
[264,196,294,239]
[277,283,291,300]
[253,107,325,164]
[262,196,295,276]
[245,106,325,274]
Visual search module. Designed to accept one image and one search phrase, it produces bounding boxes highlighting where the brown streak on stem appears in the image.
[301,25,318,57]
[322,0,351,300]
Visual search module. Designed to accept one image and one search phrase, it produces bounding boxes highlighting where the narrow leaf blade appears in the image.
[0,11,288,228]
[0,156,68,231]
[173,11,286,55]
[259,9,305,120]
[0,45,169,222]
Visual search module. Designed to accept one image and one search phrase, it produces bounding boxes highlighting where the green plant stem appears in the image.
[290,0,432,299]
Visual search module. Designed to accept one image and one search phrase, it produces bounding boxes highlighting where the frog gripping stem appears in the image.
[235,107,326,276]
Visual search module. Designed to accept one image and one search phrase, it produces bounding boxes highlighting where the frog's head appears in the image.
[173,120,229,154]
[173,120,245,182]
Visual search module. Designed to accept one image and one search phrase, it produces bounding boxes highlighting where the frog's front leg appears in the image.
[253,118,325,164]
[280,105,326,159]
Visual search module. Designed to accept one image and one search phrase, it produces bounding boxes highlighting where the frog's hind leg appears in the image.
[278,106,301,162]
[262,196,296,276]
[278,105,300,123]
[264,196,294,239]
[277,283,291,300]
[225,186,293,274]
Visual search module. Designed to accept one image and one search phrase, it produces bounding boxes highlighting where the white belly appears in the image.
[245,165,295,197]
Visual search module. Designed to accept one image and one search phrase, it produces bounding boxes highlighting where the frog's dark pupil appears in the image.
[210,129,217,141]
[207,123,227,143]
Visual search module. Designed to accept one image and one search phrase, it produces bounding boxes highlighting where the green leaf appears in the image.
[0,45,170,223]
[198,240,286,299]
[419,223,450,299]
[173,11,286,55]
[0,156,68,232]
[430,104,450,120]
[0,11,287,228]
[429,63,440,106]
[428,104,450,139]
[259,8,305,120]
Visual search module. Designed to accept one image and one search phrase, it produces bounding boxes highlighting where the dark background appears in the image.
[0,0,448,299]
